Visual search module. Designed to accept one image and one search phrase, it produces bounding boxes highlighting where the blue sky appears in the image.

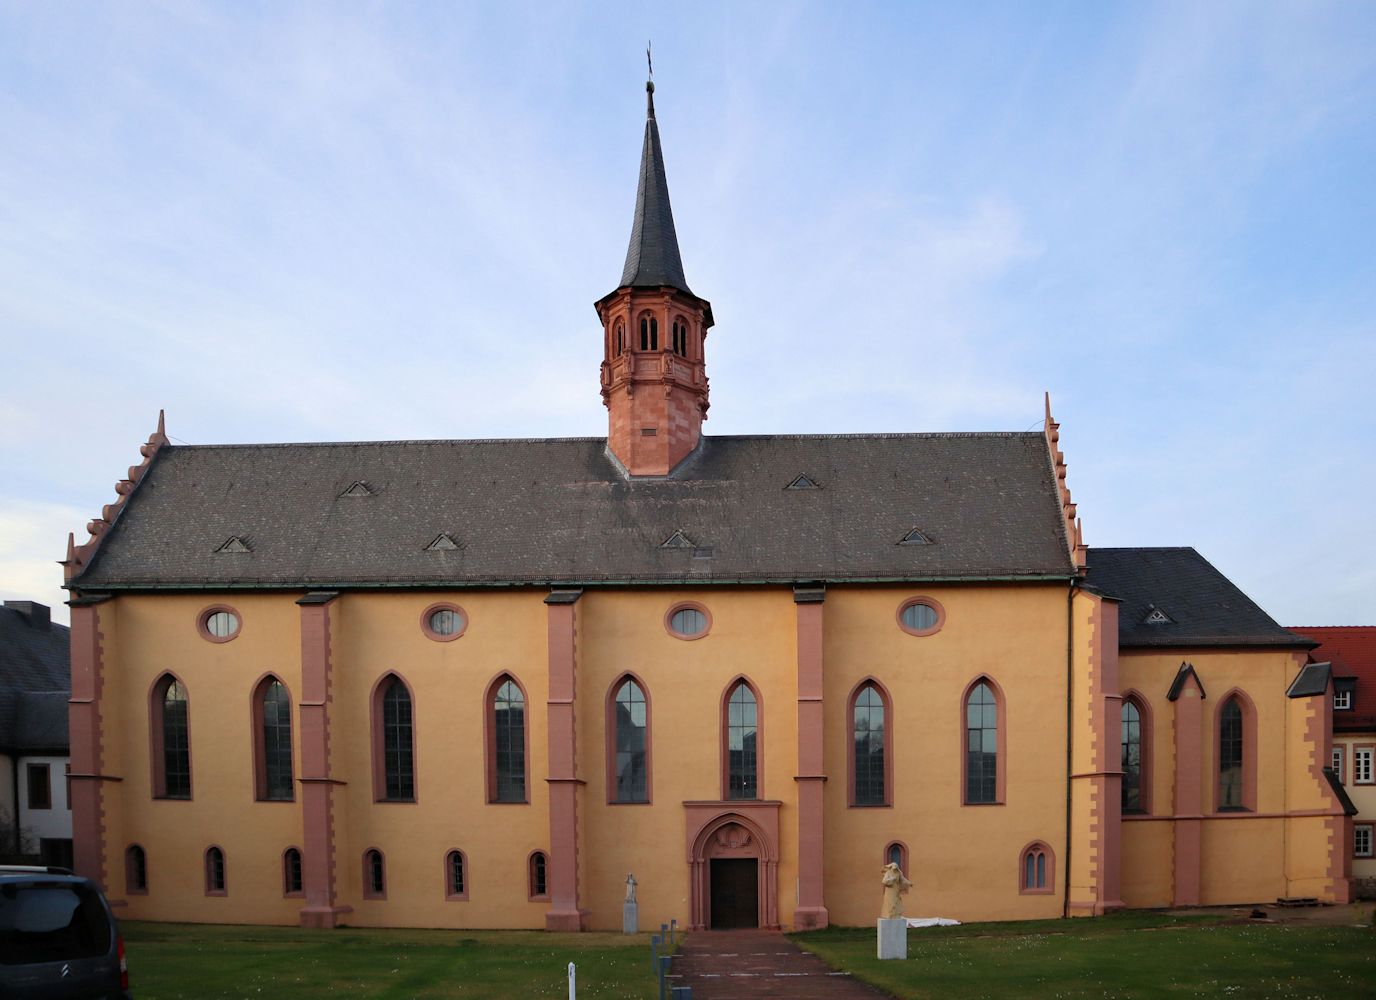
[1,2,1373,625]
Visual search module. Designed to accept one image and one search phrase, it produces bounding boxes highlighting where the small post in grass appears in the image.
[567,961,576,1000]
[658,955,671,1000]
[651,933,660,971]
[670,918,677,945]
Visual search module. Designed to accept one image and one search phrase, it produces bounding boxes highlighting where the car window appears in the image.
[0,884,111,964]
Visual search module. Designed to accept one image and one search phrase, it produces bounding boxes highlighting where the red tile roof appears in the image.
[1290,626,1376,733]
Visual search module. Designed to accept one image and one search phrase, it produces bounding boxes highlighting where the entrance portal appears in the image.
[710,858,759,929]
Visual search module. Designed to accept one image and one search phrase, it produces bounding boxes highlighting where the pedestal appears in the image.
[623,900,638,934]
[877,917,907,960]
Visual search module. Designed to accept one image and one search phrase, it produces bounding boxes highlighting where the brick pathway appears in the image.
[668,929,892,999]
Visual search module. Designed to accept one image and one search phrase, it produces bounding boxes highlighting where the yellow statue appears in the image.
[880,862,913,919]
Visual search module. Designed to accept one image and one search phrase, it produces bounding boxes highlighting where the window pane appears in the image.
[495,680,526,802]
[614,680,648,803]
[263,681,294,800]
[429,609,464,636]
[206,611,238,638]
[853,685,886,805]
[1036,853,1046,887]
[966,683,997,803]
[671,608,706,636]
[163,681,191,799]
[1121,702,1143,811]
[727,684,758,799]
[901,602,938,631]
[1024,853,1035,888]
[1220,699,1243,808]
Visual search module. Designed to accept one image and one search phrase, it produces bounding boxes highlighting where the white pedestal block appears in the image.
[623,901,638,934]
[877,917,907,960]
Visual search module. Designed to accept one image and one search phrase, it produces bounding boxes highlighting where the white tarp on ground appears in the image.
[906,917,961,928]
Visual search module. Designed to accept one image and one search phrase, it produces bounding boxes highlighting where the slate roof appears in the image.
[69,433,1077,590]
[0,603,70,753]
[1289,626,1376,732]
[618,84,691,295]
[1083,547,1307,649]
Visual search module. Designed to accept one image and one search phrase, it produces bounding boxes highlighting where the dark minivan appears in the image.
[0,865,131,999]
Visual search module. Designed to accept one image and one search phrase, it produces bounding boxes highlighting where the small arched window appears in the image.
[610,677,649,803]
[254,677,294,801]
[615,321,625,355]
[151,674,191,800]
[1019,842,1053,893]
[851,682,890,807]
[639,316,660,351]
[489,676,527,803]
[283,848,303,896]
[528,851,548,899]
[724,681,760,800]
[125,844,147,895]
[204,846,226,895]
[885,841,908,874]
[445,850,468,900]
[374,676,415,802]
[364,848,386,898]
[672,319,688,356]
[1121,698,1145,813]
[1219,696,1244,810]
[963,679,1003,805]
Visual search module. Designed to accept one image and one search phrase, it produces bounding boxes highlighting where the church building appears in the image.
[63,76,1352,931]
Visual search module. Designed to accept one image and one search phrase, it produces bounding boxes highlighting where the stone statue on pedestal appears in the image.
[880,862,913,919]
[623,873,639,933]
[625,873,638,903]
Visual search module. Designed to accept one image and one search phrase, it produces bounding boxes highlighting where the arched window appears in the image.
[125,844,147,895]
[445,850,468,900]
[1219,696,1244,811]
[672,319,688,356]
[723,680,761,800]
[373,676,415,802]
[363,848,386,898]
[283,848,303,896]
[885,841,908,874]
[1019,842,1053,894]
[639,316,659,351]
[204,846,226,895]
[528,851,548,899]
[151,674,191,799]
[615,321,625,355]
[254,677,294,801]
[963,678,1004,805]
[488,675,527,803]
[850,681,891,807]
[1121,696,1147,813]
[608,676,650,803]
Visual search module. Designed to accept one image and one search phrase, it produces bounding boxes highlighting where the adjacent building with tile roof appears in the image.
[0,600,73,866]
[60,74,1351,930]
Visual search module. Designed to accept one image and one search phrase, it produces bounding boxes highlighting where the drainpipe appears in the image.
[1063,580,1075,918]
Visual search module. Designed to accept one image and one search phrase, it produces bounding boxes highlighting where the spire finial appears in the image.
[646,40,655,118]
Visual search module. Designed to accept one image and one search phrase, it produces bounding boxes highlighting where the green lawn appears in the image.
[792,912,1376,999]
[120,921,668,1000]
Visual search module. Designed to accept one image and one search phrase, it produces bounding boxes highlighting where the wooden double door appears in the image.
[709,858,759,929]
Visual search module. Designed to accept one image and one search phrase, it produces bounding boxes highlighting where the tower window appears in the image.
[640,316,659,351]
[672,319,688,357]
[615,321,625,355]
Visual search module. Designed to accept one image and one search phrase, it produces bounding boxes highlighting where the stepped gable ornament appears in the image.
[63,409,169,583]
[880,861,913,919]
[1044,392,1088,571]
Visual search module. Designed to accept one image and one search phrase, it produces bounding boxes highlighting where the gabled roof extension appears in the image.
[1084,547,1308,649]
[0,602,70,753]
[1289,626,1376,732]
[68,432,1077,590]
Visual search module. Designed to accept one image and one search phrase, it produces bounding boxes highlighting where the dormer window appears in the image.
[1335,690,1352,710]
[639,315,659,351]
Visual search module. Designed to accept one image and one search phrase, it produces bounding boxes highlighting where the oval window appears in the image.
[897,598,944,636]
[203,609,240,640]
[421,603,467,641]
[667,605,709,639]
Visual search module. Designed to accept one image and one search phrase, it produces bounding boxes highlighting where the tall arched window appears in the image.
[850,681,891,807]
[615,321,625,355]
[204,846,226,895]
[125,844,147,895]
[609,677,650,803]
[1219,696,1244,810]
[489,676,527,803]
[151,674,191,799]
[254,677,294,801]
[963,678,1004,805]
[372,675,415,802]
[639,316,659,351]
[283,848,303,896]
[724,681,760,800]
[363,848,385,898]
[672,319,688,356]
[1121,697,1146,813]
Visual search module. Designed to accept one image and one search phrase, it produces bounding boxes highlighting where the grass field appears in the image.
[792,911,1376,999]
[121,921,667,1000]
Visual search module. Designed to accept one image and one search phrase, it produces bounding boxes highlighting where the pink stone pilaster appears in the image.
[68,600,110,891]
[792,587,828,929]
[545,590,586,931]
[297,594,349,928]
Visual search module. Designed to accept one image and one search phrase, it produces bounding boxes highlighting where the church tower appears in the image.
[596,74,714,477]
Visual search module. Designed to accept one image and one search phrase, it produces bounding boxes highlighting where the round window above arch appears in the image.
[421,603,468,642]
[198,605,241,643]
[664,602,711,641]
[896,597,945,637]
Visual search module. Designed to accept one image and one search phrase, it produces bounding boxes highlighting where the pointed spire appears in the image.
[620,66,691,294]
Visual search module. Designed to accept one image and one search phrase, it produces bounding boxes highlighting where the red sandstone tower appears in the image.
[596,76,714,477]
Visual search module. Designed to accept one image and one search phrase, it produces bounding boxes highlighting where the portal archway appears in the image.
[684,805,780,930]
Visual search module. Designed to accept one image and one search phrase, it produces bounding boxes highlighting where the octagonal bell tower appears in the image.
[596,75,714,477]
